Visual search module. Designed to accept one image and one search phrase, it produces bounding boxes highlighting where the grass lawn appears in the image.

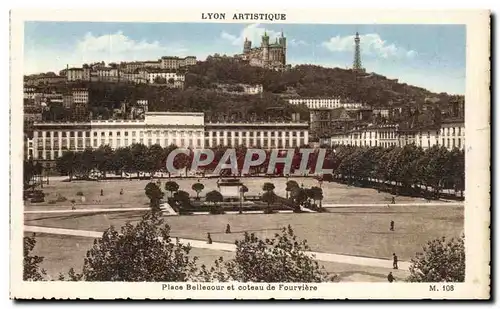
[27,233,408,282]
[25,206,463,262]
[25,177,429,211]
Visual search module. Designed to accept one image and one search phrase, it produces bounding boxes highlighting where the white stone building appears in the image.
[288,98,343,109]
[72,88,89,105]
[31,112,310,161]
[204,121,309,148]
[439,119,465,150]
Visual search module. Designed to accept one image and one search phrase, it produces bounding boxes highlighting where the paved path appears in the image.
[25,202,462,215]
[323,202,463,208]
[24,225,410,270]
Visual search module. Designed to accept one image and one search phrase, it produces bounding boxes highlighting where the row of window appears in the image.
[36,130,307,139]
[33,138,308,160]
[441,127,464,136]
[36,135,309,150]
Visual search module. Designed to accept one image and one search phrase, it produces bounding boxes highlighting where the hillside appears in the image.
[34,58,463,124]
[185,58,458,107]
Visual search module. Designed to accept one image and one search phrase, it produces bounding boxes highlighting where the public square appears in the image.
[24,177,464,282]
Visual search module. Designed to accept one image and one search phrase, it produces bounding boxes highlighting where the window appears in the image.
[85,132,90,137]
[132,131,136,137]
[93,132,97,137]
[109,132,113,136]
[101,132,105,137]
[70,132,75,137]
[117,132,121,137]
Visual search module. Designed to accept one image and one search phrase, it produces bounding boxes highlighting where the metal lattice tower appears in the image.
[353,32,363,71]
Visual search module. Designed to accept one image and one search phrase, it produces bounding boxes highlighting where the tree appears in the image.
[131,143,149,177]
[407,235,465,282]
[198,226,335,282]
[164,181,179,198]
[144,182,164,211]
[81,212,199,281]
[24,234,46,281]
[206,190,223,206]
[23,159,35,189]
[262,191,276,208]
[56,151,77,181]
[291,187,308,208]
[146,144,166,177]
[311,186,324,208]
[262,182,275,193]
[191,182,205,200]
[239,185,249,213]
[285,180,299,199]
[94,145,114,179]
[173,190,191,210]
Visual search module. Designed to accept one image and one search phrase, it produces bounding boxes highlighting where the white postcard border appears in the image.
[9,8,491,299]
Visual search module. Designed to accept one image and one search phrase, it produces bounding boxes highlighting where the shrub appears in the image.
[81,212,199,281]
[76,191,84,196]
[263,207,277,214]
[48,200,57,204]
[406,235,465,282]
[198,225,336,282]
[209,206,225,215]
[24,235,46,281]
[56,195,67,202]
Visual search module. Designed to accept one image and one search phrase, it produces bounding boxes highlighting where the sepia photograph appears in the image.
[10,9,490,299]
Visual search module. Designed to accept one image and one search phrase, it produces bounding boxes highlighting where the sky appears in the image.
[24,22,466,94]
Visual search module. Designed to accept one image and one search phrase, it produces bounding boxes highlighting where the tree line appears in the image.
[25,143,464,199]
[331,144,464,199]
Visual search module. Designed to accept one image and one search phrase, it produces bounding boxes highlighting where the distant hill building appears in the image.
[237,31,287,70]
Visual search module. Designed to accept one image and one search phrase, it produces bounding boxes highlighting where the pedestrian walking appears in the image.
[120,188,123,195]
[393,253,398,269]
[387,272,395,283]
[207,232,212,244]
[390,220,395,231]
[391,196,395,204]
[225,224,231,234]
[100,189,104,196]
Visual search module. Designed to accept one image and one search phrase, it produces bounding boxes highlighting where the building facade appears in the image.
[288,98,365,110]
[329,120,464,151]
[439,119,465,150]
[205,122,309,149]
[31,112,310,161]
[238,31,286,70]
[160,56,197,69]
[72,88,89,105]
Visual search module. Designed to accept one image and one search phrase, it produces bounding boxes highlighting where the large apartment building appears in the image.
[288,98,365,110]
[329,120,464,151]
[30,112,309,161]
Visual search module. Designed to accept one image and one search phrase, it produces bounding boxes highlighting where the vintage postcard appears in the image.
[10,9,490,299]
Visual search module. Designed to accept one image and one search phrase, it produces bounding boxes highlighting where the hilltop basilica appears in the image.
[236,31,288,70]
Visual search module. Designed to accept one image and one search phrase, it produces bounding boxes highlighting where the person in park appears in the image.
[390,220,395,231]
[387,272,395,283]
[391,196,396,204]
[225,224,231,234]
[207,232,212,244]
[100,189,104,196]
[393,253,398,269]
[120,188,123,195]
